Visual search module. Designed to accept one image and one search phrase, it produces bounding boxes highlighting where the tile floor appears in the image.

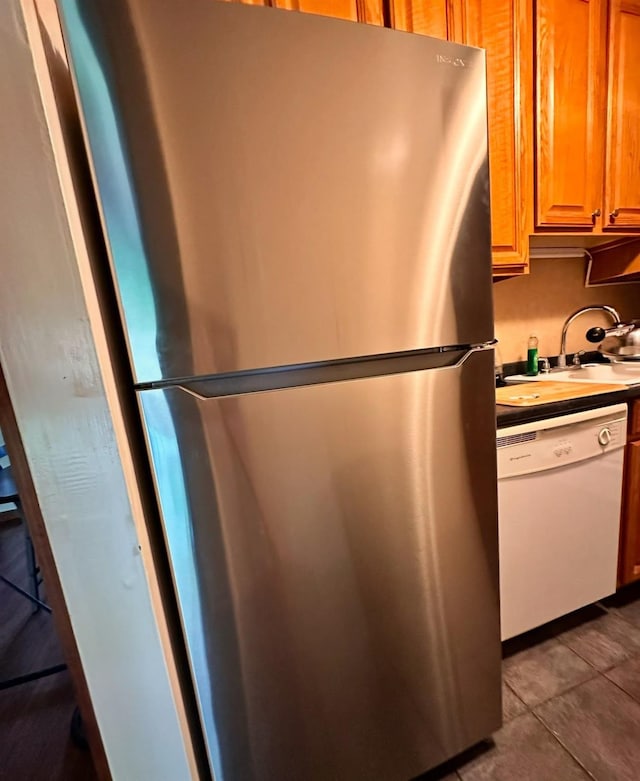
[419,583,640,781]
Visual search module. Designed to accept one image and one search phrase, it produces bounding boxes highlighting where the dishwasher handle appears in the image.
[598,427,612,447]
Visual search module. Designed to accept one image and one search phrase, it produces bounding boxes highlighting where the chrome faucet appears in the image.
[558,305,622,369]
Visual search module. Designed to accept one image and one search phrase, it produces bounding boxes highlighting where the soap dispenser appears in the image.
[526,335,539,376]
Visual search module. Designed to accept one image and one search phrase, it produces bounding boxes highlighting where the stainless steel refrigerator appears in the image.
[57,1,501,778]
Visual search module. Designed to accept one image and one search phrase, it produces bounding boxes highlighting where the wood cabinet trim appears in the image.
[630,398,640,438]
[619,437,640,585]
[272,0,384,24]
[514,0,534,268]
[452,0,532,274]
[617,401,640,586]
[604,0,640,230]
[386,0,452,39]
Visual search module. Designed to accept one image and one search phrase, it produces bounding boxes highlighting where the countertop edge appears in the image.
[496,385,640,428]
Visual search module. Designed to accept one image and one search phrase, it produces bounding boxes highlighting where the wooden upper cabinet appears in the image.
[535,0,607,229]
[604,0,640,229]
[273,0,383,23]
[387,0,450,38]
[222,0,383,24]
[451,0,533,273]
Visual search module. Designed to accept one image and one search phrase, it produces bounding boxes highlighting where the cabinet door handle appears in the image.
[592,209,601,219]
[610,208,620,221]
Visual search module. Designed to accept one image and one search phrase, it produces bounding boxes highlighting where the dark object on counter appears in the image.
[586,320,640,361]
[587,327,607,343]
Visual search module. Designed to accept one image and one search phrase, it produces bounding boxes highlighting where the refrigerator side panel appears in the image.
[138,349,501,781]
[59,0,493,383]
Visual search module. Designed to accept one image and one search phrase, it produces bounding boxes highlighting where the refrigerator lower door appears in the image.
[139,350,500,781]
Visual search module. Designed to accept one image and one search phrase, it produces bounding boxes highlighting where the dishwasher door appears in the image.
[497,404,627,641]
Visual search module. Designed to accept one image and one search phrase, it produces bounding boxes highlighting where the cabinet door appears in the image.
[451,0,533,273]
[619,438,640,585]
[604,0,640,230]
[273,0,382,22]
[535,0,607,228]
[387,0,449,38]
[222,0,383,24]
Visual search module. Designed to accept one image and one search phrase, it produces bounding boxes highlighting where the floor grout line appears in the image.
[552,637,609,673]
[503,655,640,778]
[546,608,640,678]
[485,596,640,780]
[502,677,528,709]
[599,664,640,709]
[504,663,599,712]
[531,708,598,781]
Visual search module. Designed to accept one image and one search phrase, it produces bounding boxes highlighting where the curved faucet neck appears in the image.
[559,305,622,358]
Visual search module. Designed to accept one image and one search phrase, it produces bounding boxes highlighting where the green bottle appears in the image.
[526,334,539,376]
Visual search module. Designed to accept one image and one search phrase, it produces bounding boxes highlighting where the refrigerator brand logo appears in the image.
[436,54,468,67]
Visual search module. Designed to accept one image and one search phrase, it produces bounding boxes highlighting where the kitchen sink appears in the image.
[507,363,640,386]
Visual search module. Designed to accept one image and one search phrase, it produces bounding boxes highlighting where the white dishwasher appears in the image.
[498,403,627,641]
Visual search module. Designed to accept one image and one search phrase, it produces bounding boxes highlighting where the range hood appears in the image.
[586,239,640,284]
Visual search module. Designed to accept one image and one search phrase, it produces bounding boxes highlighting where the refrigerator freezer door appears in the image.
[138,349,501,780]
[60,0,493,384]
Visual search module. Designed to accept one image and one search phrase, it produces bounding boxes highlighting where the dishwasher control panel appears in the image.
[497,404,628,479]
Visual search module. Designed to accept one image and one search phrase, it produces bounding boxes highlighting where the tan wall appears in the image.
[494,257,640,364]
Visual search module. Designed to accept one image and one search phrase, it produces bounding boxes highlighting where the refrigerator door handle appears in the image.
[175,342,497,400]
[456,340,497,364]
